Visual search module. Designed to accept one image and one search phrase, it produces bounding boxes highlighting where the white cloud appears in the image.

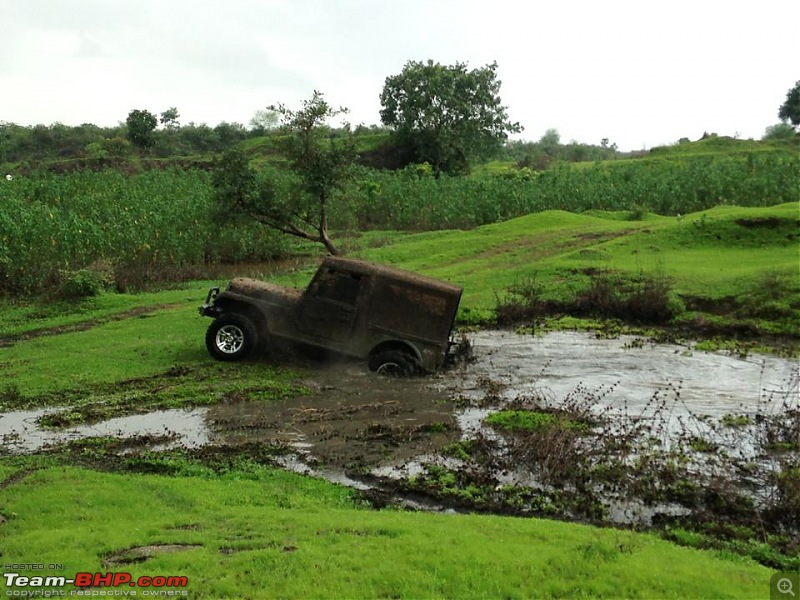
[1,0,798,150]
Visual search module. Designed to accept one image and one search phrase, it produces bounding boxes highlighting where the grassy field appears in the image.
[0,203,797,597]
[354,203,800,347]
[0,460,772,598]
[358,203,798,303]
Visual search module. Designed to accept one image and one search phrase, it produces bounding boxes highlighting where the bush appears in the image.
[495,269,684,326]
[57,268,106,298]
[578,270,683,324]
[776,463,800,522]
[495,276,546,327]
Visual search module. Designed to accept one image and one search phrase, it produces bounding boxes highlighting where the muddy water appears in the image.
[454,331,797,418]
[1,331,797,465]
[206,364,459,469]
[0,407,208,454]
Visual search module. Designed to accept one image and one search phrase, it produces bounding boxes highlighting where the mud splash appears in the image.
[206,364,459,469]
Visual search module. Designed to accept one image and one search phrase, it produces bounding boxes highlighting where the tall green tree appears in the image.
[212,91,356,255]
[380,60,522,177]
[778,80,800,129]
[125,109,158,149]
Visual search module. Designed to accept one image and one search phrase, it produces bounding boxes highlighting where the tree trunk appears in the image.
[318,196,340,256]
[320,227,340,256]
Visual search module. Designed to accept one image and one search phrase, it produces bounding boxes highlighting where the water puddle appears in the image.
[452,331,796,418]
[2,330,797,525]
[2,331,796,456]
[0,407,208,454]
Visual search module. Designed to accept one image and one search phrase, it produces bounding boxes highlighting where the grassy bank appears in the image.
[0,459,772,598]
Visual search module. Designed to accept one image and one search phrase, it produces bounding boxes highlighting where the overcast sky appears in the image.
[1,0,798,151]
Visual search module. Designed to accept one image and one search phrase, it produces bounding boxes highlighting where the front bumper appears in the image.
[198,286,221,317]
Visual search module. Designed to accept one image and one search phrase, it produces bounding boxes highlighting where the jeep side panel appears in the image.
[297,265,365,343]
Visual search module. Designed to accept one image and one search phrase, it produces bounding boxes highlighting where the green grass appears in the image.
[486,409,588,432]
[0,463,772,598]
[2,304,204,398]
[0,204,795,596]
[0,300,305,420]
[355,203,799,332]
[0,284,207,339]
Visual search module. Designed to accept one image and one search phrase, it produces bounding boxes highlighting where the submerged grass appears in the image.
[486,409,589,433]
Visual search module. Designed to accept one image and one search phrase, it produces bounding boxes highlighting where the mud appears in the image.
[207,364,459,469]
[102,544,202,567]
[2,331,798,535]
[2,330,796,461]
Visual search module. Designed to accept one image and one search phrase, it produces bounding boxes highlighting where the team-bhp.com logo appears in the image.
[3,571,189,596]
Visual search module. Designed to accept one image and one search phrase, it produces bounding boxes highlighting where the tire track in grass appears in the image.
[0,303,183,348]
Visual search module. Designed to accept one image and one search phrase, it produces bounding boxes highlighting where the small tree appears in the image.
[249,109,279,135]
[126,109,158,149]
[763,122,797,140]
[160,107,180,130]
[380,60,522,176]
[212,91,356,256]
[778,80,800,129]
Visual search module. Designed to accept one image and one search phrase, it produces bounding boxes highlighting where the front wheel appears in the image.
[368,349,419,377]
[206,314,258,361]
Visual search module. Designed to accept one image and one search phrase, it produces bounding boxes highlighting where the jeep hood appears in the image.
[226,277,302,307]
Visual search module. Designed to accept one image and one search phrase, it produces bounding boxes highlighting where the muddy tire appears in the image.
[368,349,419,377]
[206,314,258,361]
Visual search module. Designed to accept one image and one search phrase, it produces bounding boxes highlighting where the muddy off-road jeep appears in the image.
[199,257,463,375]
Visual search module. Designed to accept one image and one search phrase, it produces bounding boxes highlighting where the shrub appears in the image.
[494,275,546,327]
[578,270,684,324]
[776,463,800,522]
[57,268,105,298]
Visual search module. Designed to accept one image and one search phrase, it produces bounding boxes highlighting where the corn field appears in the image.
[341,152,800,230]
[1,150,798,295]
[0,169,288,295]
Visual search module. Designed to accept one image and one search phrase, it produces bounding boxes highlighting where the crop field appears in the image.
[345,150,800,230]
[0,170,289,295]
[1,146,798,296]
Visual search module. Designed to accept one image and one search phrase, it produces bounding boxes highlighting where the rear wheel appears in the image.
[368,349,419,377]
[206,314,258,361]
